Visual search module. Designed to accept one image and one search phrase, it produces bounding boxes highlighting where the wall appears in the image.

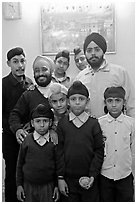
[2,1,135,85]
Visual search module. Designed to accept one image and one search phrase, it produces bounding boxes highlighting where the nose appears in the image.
[112,100,116,107]
[18,61,23,67]
[57,101,61,107]
[75,98,80,104]
[40,121,44,127]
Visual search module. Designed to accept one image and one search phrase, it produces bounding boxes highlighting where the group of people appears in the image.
[2,32,135,202]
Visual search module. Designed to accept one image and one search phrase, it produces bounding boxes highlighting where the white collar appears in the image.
[33,130,50,142]
[69,111,89,123]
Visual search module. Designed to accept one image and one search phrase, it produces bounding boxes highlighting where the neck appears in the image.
[54,71,65,78]
[12,73,24,82]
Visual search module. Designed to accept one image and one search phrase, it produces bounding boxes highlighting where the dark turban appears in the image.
[7,47,25,61]
[67,81,89,98]
[83,32,107,54]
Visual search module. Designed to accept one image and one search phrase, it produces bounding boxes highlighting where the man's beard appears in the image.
[34,74,52,87]
[86,55,104,69]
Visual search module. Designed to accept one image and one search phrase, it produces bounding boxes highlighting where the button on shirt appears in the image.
[69,111,89,128]
[98,113,135,180]
[74,60,135,118]
[33,131,50,146]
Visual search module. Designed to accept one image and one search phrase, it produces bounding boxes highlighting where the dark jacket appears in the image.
[2,72,33,153]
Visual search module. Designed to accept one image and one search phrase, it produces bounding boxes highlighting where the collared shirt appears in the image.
[52,72,71,88]
[74,59,135,118]
[33,130,50,146]
[69,111,89,128]
[98,113,135,180]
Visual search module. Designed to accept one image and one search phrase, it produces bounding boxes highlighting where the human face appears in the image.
[75,51,87,71]
[85,41,104,69]
[34,60,52,87]
[7,55,26,78]
[105,97,125,118]
[31,117,51,135]
[69,94,89,116]
[55,57,69,76]
[50,93,68,115]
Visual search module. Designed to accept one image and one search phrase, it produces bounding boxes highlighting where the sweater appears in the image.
[56,115,104,179]
[9,86,51,134]
[16,133,57,186]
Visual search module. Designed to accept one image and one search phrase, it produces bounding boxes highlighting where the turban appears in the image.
[48,83,68,99]
[83,32,107,54]
[104,86,126,100]
[55,50,70,63]
[7,47,25,61]
[31,104,54,120]
[68,81,89,98]
[33,55,55,72]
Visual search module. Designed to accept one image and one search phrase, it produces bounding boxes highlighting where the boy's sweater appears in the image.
[56,115,104,179]
[16,133,57,186]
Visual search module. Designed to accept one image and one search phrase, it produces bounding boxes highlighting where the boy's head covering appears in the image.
[104,86,126,99]
[7,47,25,61]
[33,55,55,72]
[73,46,84,58]
[67,81,89,98]
[31,104,54,120]
[48,83,68,99]
[83,32,107,54]
[55,50,70,63]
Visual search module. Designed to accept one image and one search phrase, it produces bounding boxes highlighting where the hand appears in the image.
[50,129,58,145]
[17,185,25,201]
[52,187,59,202]
[16,129,28,144]
[86,176,94,189]
[27,84,35,91]
[58,179,69,197]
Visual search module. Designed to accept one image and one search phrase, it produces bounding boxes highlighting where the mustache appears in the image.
[89,56,99,60]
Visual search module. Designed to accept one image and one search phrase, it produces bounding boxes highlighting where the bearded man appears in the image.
[74,32,134,118]
[9,55,55,144]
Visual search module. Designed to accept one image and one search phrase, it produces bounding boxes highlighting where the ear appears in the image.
[49,119,53,127]
[7,61,10,67]
[31,120,34,127]
[104,99,107,105]
[48,99,53,108]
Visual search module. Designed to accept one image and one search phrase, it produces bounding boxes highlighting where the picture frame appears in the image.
[3,2,22,20]
[41,2,115,55]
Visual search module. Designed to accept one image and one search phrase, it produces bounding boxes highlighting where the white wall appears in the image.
[2,1,135,85]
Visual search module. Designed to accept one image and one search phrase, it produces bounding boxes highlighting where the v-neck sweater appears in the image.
[56,115,104,179]
[16,133,57,186]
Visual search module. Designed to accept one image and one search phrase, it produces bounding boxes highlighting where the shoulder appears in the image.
[108,63,126,72]
[123,114,134,125]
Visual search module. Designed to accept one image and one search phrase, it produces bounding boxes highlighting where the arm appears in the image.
[130,119,135,178]
[122,69,135,117]
[56,121,69,196]
[89,120,104,178]
[16,139,28,201]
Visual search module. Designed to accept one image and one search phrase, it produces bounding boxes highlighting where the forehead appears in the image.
[69,94,87,98]
[56,56,68,62]
[33,117,49,120]
[50,92,66,100]
[75,51,85,59]
[10,54,25,61]
[34,59,50,69]
[86,41,99,49]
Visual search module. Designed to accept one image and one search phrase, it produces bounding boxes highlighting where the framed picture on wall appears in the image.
[41,2,115,55]
[3,2,22,20]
